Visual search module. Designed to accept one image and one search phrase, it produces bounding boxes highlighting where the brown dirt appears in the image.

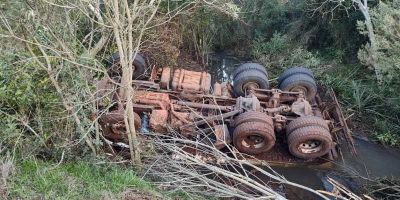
[120,189,162,200]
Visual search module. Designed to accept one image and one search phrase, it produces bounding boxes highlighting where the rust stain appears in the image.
[150,109,169,133]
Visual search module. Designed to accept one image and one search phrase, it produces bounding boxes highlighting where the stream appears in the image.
[206,52,400,198]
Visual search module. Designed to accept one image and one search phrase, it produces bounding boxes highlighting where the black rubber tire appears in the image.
[233,70,269,97]
[233,121,276,155]
[233,111,273,129]
[233,63,268,80]
[278,74,317,100]
[287,125,333,159]
[107,52,147,80]
[286,116,329,135]
[278,67,314,87]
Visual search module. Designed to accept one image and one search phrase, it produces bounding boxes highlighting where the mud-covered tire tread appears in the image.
[287,125,333,159]
[278,74,317,100]
[233,121,276,155]
[286,116,329,135]
[233,70,269,97]
[278,67,314,86]
[233,63,268,80]
[233,111,273,129]
[107,53,147,80]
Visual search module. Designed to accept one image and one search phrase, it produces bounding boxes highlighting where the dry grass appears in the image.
[138,129,330,200]
[0,153,14,200]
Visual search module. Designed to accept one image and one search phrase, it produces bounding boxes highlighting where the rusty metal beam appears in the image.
[253,88,303,95]
[329,88,357,155]
[181,110,241,129]
[174,100,233,111]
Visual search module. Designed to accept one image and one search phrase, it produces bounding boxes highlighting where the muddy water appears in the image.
[341,138,400,178]
[207,53,400,195]
[270,139,400,190]
[207,52,242,82]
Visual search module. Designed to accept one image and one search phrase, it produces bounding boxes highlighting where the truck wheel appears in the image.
[278,67,314,86]
[233,70,269,97]
[233,111,273,129]
[287,125,332,159]
[278,74,317,100]
[107,52,147,80]
[233,63,268,80]
[286,116,329,135]
[233,121,275,155]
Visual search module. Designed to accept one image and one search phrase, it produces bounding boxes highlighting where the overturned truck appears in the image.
[96,54,356,166]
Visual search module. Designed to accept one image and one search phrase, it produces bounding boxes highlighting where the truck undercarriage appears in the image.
[95,54,356,167]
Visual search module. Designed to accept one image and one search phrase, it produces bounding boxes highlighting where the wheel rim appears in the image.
[241,134,265,149]
[291,85,308,96]
[242,82,259,93]
[298,140,322,154]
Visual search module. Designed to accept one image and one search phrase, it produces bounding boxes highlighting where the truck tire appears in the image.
[278,67,314,86]
[233,63,268,80]
[233,121,276,155]
[233,111,273,129]
[287,125,332,159]
[278,74,317,100]
[107,52,147,80]
[286,116,329,135]
[233,70,269,97]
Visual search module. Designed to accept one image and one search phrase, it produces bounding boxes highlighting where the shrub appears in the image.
[358,1,400,84]
[252,32,321,77]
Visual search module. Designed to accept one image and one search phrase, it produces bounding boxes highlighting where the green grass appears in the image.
[320,64,400,147]
[8,159,157,200]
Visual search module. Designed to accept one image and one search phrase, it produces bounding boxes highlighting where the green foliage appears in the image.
[358,0,400,83]
[179,3,241,61]
[252,33,290,55]
[252,32,321,77]
[244,0,290,37]
[322,64,400,146]
[349,81,378,112]
[0,1,103,159]
[8,159,156,199]
[373,120,400,147]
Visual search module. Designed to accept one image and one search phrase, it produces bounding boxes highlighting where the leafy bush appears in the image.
[358,1,400,84]
[252,32,321,77]
[0,1,100,159]
[322,64,400,146]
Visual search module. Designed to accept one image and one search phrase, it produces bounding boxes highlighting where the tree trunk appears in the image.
[111,0,141,166]
[357,0,383,84]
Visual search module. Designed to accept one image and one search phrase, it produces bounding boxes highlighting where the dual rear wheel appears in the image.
[233,63,269,97]
[233,65,317,101]
[278,67,317,100]
[232,111,275,155]
[232,113,333,159]
[286,116,333,159]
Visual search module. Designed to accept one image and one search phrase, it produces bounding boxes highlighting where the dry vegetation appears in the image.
[0,0,399,199]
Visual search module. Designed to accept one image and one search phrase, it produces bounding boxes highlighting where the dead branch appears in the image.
[139,129,330,200]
